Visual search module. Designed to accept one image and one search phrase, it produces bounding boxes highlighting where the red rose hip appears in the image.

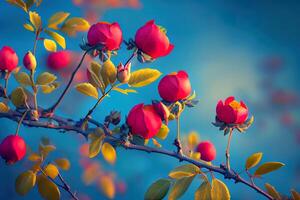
[0,135,26,164]
[23,51,36,71]
[47,50,72,70]
[196,141,216,162]
[158,70,192,102]
[0,46,18,72]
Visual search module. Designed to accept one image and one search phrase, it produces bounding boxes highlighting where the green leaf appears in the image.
[87,62,105,92]
[15,170,36,196]
[211,178,230,200]
[245,152,263,170]
[75,83,98,99]
[36,72,57,85]
[265,183,281,200]
[48,12,70,30]
[44,29,66,49]
[254,162,285,176]
[129,68,162,87]
[155,124,169,140]
[37,175,60,200]
[168,175,195,200]
[169,164,200,179]
[195,181,212,200]
[11,87,27,107]
[101,143,116,165]
[101,60,117,88]
[40,82,60,94]
[43,39,57,52]
[145,178,171,200]
[23,23,34,31]
[14,72,32,86]
[29,11,41,30]
[112,87,137,95]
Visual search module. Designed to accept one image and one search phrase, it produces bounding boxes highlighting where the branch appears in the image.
[0,111,274,200]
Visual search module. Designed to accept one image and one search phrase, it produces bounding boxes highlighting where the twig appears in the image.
[15,110,29,135]
[57,172,79,200]
[225,128,234,170]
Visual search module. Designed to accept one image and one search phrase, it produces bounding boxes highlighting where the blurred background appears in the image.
[0,0,300,199]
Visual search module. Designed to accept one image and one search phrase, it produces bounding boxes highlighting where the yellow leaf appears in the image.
[15,170,36,196]
[23,23,34,31]
[98,176,115,199]
[54,158,70,170]
[87,62,105,92]
[145,178,171,200]
[245,152,263,170]
[6,0,27,12]
[195,181,212,200]
[169,164,200,179]
[61,17,90,36]
[0,102,9,113]
[101,143,116,165]
[44,29,66,49]
[88,132,105,158]
[291,189,300,200]
[168,175,195,200]
[101,60,117,87]
[48,12,70,29]
[28,153,41,162]
[75,83,98,99]
[156,124,169,140]
[29,11,41,30]
[39,144,56,157]
[44,164,59,179]
[129,68,162,87]
[265,183,281,200]
[188,131,199,147]
[191,152,201,160]
[112,87,137,95]
[211,178,230,200]
[40,82,60,94]
[37,175,60,200]
[36,72,57,85]
[11,87,27,107]
[254,162,285,176]
[152,138,162,148]
[43,39,57,52]
[14,72,32,86]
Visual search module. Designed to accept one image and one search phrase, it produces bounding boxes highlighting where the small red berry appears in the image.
[0,135,26,164]
[196,141,216,162]
[0,46,18,72]
[47,50,72,70]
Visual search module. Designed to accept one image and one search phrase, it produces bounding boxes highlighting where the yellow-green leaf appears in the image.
[37,175,60,200]
[6,0,27,12]
[88,132,105,158]
[129,68,162,87]
[101,143,116,165]
[11,87,27,107]
[43,39,57,52]
[44,164,59,179]
[195,181,212,200]
[152,138,162,148]
[48,12,70,29]
[40,82,60,94]
[99,175,115,199]
[39,144,56,158]
[245,152,263,170]
[188,132,199,147]
[112,87,137,95]
[36,72,57,85]
[14,72,32,86]
[87,62,105,92]
[254,162,285,176]
[169,164,200,179]
[29,11,41,30]
[145,178,171,200]
[101,60,117,87]
[211,178,230,200]
[156,124,169,140]
[28,153,41,162]
[15,170,36,196]
[265,183,281,200]
[61,17,90,36]
[54,158,70,170]
[168,175,195,200]
[75,83,98,99]
[23,23,34,31]
[291,189,300,200]
[0,102,9,113]
[44,29,66,49]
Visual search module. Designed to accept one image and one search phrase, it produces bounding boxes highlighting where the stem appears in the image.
[47,48,93,113]
[225,128,234,170]
[15,110,28,135]
[124,50,137,66]
[3,72,11,98]
[176,117,180,140]
[30,70,38,112]
[57,173,79,200]
[173,116,183,155]
[33,29,41,55]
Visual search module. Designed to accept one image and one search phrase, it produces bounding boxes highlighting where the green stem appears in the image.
[225,128,234,170]
[30,70,38,112]
[15,110,29,135]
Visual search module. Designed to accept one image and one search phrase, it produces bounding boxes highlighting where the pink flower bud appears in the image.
[0,135,26,164]
[152,101,170,125]
[135,20,174,59]
[87,22,123,51]
[127,103,162,139]
[117,63,131,83]
[47,50,72,70]
[196,141,216,162]
[0,46,18,72]
[216,96,249,124]
[23,51,36,71]
[158,70,191,102]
